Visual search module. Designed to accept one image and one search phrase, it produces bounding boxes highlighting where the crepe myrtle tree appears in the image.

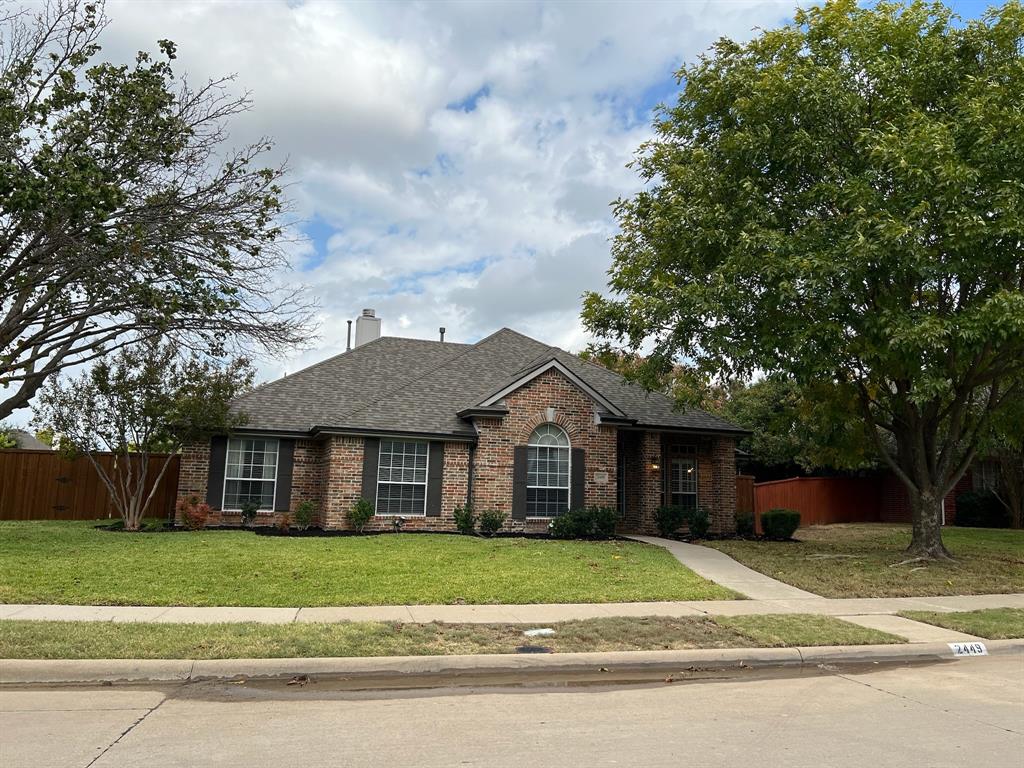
[0,0,314,422]
[33,341,253,530]
[583,0,1024,559]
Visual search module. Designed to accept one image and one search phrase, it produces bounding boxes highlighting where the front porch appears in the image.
[616,430,737,536]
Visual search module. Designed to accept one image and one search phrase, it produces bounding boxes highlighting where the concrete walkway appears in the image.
[625,535,820,599]
[2,594,1022,628]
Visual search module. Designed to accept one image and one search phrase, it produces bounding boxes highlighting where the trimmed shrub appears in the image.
[347,497,374,533]
[954,490,1010,528]
[687,506,711,539]
[478,509,506,536]
[294,500,317,530]
[735,512,755,538]
[453,505,476,535]
[239,501,259,527]
[177,495,209,530]
[549,507,617,539]
[655,505,687,537]
[760,509,801,540]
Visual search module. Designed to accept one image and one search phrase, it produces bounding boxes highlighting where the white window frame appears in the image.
[222,437,279,512]
[526,423,571,519]
[375,439,429,517]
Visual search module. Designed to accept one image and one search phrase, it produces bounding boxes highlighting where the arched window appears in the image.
[527,423,570,517]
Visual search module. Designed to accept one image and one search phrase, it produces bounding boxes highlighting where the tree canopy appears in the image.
[0,0,314,421]
[583,0,1024,556]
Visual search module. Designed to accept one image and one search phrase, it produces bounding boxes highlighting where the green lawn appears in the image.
[899,608,1024,640]
[0,521,736,606]
[0,615,900,659]
[706,524,1024,598]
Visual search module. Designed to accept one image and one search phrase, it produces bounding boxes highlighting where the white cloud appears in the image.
[49,0,799,397]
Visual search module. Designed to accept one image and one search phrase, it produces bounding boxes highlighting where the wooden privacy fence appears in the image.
[753,476,881,528]
[751,473,972,530]
[0,450,180,521]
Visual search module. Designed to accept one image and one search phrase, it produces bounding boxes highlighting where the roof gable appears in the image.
[476,357,627,418]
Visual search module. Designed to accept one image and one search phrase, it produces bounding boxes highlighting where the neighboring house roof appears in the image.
[8,430,52,451]
[232,328,746,438]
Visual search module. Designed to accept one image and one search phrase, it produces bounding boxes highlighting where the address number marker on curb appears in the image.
[948,642,988,657]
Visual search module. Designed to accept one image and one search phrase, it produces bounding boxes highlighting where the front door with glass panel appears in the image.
[669,444,697,511]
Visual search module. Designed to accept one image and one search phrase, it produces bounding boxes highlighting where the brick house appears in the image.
[177,316,746,535]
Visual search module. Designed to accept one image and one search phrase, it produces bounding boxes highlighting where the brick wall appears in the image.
[176,441,209,507]
[472,368,618,532]
[321,436,364,528]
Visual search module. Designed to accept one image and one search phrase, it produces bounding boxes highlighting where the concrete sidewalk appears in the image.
[625,535,819,599]
[2,593,1022,626]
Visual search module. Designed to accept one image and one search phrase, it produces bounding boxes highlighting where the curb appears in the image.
[2,640,1021,687]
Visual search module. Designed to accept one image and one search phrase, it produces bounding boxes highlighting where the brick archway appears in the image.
[517,412,580,445]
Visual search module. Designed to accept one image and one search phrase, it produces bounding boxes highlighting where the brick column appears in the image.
[710,435,737,534]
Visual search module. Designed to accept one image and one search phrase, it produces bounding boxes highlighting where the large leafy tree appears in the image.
[33,341,253,530]
[0,1,313,421]
[583,0,1024,558]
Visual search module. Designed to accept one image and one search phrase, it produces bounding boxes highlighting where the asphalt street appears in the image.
[1,656,1021,767]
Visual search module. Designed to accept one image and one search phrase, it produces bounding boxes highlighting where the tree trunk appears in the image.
[906,490,953,559]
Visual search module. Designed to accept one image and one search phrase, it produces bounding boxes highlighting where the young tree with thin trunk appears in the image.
[33,342,253,530]
[0,0,314,422]
[583,0,1024,559]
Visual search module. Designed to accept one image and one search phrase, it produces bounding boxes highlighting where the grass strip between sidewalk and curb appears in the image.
[0,521,736,606]
[897,608,1024,640]
[0,615,903,660]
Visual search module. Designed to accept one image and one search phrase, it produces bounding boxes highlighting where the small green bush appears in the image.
[954,490,1010,528]
[453,505,476,535]
[735,512,755,538]
[239,501,259,527]
[548,507,617,538]
[687,506,711,539]
[294,500,317,530]
[347,497,374,533]
[760,509,801,540]
[655,505,687,537]
[478,509,506,536]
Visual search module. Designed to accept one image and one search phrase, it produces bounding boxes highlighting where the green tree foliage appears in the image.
[720,378,879,472]
[33,341,253,530]
[583,1,1024,558]
[0,1,313,421]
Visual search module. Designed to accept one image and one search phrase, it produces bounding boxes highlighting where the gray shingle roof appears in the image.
[233,328,745,436]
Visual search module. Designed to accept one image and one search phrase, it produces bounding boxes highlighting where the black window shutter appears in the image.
[512,445,528,520]
[274,439,295,511]
[361,437,381,509]
[570,447,585,512]
[206,436,228,510]
[426,441,444,517]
